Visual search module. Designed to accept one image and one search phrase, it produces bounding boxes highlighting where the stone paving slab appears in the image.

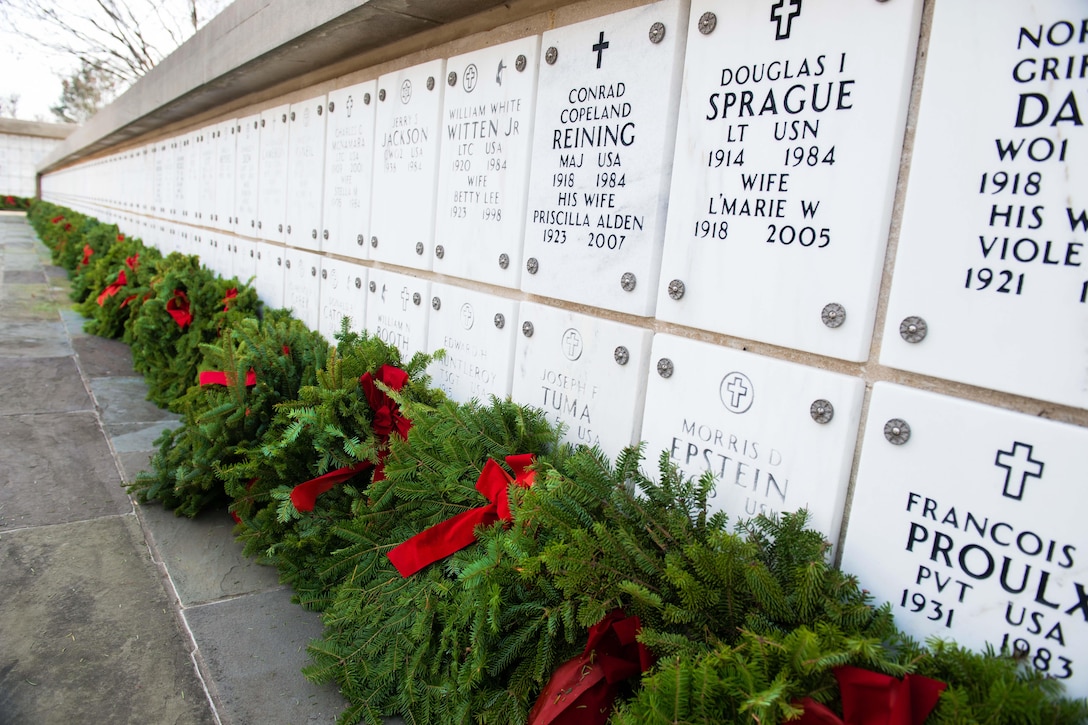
[90,376,181,426]
[184,589,347,724]
[0,283,71,321]
[73,333,137,377]
[105,421,177,453]
[0,515,215,725]
[0,320,72,358]
[139,503,282,607]
[0,411,131,531]
[3,270,46,284]
[119,450,156,484]
[0,356,91,416]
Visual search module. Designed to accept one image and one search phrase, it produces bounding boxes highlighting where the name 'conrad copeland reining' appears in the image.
[553,83,635,149]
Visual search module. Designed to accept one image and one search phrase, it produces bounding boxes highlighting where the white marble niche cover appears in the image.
[841,383,1088,698]
[656,0,922,361]
[195,126,216,226]
[364,268,431,362]
[318,257,368,342]
[369,59,445,270]
[257,104,290,243]
[521,0,688,316]
[234,114,261,236]
[880,1,1088,408]
[322,80,377,261]
[426,282,519,403]
[286,94,328,252]
[253,241,285,310]
[212,119,236,232]
[283,248,323,330]
[511,302,651,460]
[433,36,541,289]
[640,334,863,543]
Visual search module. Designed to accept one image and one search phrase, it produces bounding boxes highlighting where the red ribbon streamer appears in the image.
[81,245,93,266]
[199,369,257,387]
[386,453,535,577]
[51,215,64,224]
[289,365,411,513]
[64,223,72,231]
[794,666,947,725]
[124,254,139,272]
[117,233,125,242]
[529,610,652,725]
[96,269,128,306]
[222,287,238,311]
[120,294,137,308]
[166,289,192,329]
[289,460,375,513]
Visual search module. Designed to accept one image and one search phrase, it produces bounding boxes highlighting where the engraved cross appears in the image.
[994,441,1044,501]
[400,285,410,311]
[726,376,749,409]
[592,31,610,69]
[770,0,803,41]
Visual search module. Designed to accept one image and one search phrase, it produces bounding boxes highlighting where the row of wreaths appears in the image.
[27,200,1088,725]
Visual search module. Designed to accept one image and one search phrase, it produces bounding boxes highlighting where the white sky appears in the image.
[0,0,230,122]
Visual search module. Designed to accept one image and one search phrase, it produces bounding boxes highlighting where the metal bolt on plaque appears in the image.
[426,76,435,91]
[321,268,327,279]
[378,89,386,102]
[656,358,674,378]
[311,266,317,277]
[323,230,329,240]
[435,245,445,259]
[285,259,291,269]
[667,279,685,300]
[899,316,927,343]
[357,234,364,246]
[821,303,846,328]
[448,71,457,86]
[413,293,421,306]
[698,11,717,34]
[498,253,510,269]
[287,224,292,234]
[369,281,376,292]
[355,277,362,289]
[317,104,323,115]
[810,399,834,424]
[515,55,527,72]
[328,101,335,112]
[545,47,558,65]
[620,272,636,292]
[648,22,666,44]
[494,313,505,329]
[364,92,371,104]
[371,236,378,248]
[432,296,441,310]
[884,418,911,445]
[522,321,534,337]
[290,111,295,121]
[278,223,283,233]
[614,346,630,366]
[415,242,424,255]
[312,229,317,239]
[526,257,539,275]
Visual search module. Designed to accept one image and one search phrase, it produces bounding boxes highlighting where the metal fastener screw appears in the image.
[884,419,911,445]
[356,234,364,246]
[369,281,376,292]
[415,242,424,255]
[498,253,509,269]
[432,296,441,310]
[412,292,421,305]
[515,54,527,72]
[426,76,435,90]
[448,71,457,86]
[435,244,445,259]
[278,223,283,233]
[649,22,666,43]
[321,268,327,279]
[355,277,362,289]
[317,104,323,115]
[494,313,505,329]
[290,111,295,121]
[899,316,927,343]
[614,346,630,365]
[810,399,834,424]
[282,113,287,122]
[312,229,317,239]
[821,302,846,328]
[698,11,717,34]
[370,236,378,248]
[620,272,636,292]
[526,257,539,274]
[328,101,335,112]
[545,47,558,65]
[285,259,290,269]
[364,92,371,104]
[323,229,329,240]
[522,321,534,337]
[378,89,386,101]
[667,279,685,300]
[657,358,674,378]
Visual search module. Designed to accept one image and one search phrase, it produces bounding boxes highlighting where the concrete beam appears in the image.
[0,118,75,140]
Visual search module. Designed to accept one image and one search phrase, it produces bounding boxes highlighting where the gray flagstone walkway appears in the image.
[0,212,349,724]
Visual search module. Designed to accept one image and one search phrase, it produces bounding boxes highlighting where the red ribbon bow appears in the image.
[96,269,128,306]
[386,453,535,577]
[199,369,257,387]
[51,215,64,224]
[289,365,411,513]
[117,233,125,242]
[794,666,946,725]
[4,196,14,205]
[125,254,139,271]
[222,287,238,311]
[120,294,138,308]
[529,610,652,725]
[166,289,192,329]
[64,223,72,231]
[81,244,94,266]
